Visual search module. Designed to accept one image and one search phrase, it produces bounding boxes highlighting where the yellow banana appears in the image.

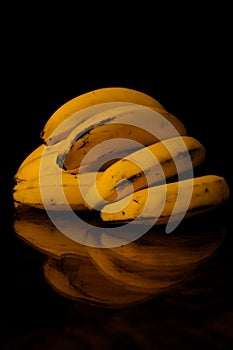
[14,144,57,182]
[13,139,104,211]
[84,135,206,209]
[13,143,80,183]
[55,103,187,172]
[100,175,230,224]
[41,87,167,144]
[13,171,103,211]
[16,144,46,172]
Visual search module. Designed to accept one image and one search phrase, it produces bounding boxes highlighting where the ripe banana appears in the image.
[41,87,167,144]
[12,85,231,303]
[55,103,187,172]
[14,144,57,182]
[13,171,103,211]
[13,139,104,211]
[12,140,101,210]
[100,175,230,225]
[12,85,230,238]
[13,142,81,183]
[84,135,206,209]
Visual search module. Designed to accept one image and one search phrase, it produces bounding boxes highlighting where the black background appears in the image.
[1,5,233,349]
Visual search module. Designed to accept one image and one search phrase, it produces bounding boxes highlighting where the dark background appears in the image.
[1,5,233,349]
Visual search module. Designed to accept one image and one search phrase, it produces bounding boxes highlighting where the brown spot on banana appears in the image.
[84,136,206,209]
[100,175,230,225]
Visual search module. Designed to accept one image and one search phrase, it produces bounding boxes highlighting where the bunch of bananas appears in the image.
[13,87,230,233]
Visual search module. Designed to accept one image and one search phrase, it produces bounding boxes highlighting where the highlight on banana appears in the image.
[12,86,230,243]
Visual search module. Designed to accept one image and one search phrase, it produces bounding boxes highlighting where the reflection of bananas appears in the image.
[85,135,206,208]
[88,247,193,293]
[98,226,225,267]
[43,255,151,307]
[40,86,167,144]
[14,205,227,307]
[13,206,89,257]
[100,175,230,224]
[11,206,164,306]
[14,206,151,307]
[87,220,226,293]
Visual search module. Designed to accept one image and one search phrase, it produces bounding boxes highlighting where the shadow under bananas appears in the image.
[13,202,230,309]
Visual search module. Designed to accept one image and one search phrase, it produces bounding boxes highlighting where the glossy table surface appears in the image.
[1,200,233,350]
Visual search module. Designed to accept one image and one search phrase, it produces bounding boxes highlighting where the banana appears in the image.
[84,135,206,209]
[100,175,230,224]
[55,103,187,172]
[13,138,104,211]
[16,144,47,172]
[13,171,103,211]
[13,143,79,183]
[14,144,57,183]
[41,87,167,144]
